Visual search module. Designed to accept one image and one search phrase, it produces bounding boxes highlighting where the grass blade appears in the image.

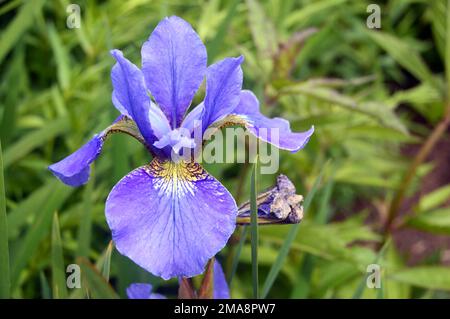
[261,165,327,298]
[39,272,51,299]
[101,241,114,282]
[0,139,10,298]
[352,239,390,299]
[228,226,249,285]
[51,212,68,299]
[446,0,450,94]
[78,257,119,299]
[76,165,95,258]
[250,158,259,299]
[11,184,73,287]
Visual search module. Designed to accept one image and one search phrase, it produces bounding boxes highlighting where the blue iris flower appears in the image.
[48,16,313,280]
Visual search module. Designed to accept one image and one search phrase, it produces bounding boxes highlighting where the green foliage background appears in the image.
[1,0,450,299]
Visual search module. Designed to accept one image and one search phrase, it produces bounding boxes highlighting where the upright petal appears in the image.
[141,16,207,128]
[111,49,170,146]
[229,90,314,152]
[105,159,237,280]
[49,116,144,187]
[181,102,204,133]
[213,260,230,299]
[201,56,244,131]
[126,283,166,299]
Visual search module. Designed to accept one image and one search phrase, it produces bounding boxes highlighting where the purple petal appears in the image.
[181,102,204,133]
[213,260,230,299]
[202,56,244,131]
[111,49,169,146]
[141,16,207,128]
[48,134,102,187]
[126,283,166,299]
[233,90,314,152]
[105,159,237,280]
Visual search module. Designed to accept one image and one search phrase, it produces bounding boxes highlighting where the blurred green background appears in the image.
[1,0,450,299]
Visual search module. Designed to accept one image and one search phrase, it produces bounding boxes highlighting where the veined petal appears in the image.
[201,56,244,131]
[141,16,207,128]
[126,283,166,299]
[105,159,237,280]
[111,49,169,146]
[228,90,314,152]
[213,260,230,299]
[49,116,145,187]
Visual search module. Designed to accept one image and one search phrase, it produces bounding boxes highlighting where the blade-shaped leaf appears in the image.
[51,212,68,299]
[0,140,10,298]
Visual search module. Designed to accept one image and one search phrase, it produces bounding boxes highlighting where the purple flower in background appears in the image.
[126,283,167,299]
[48,16,313,280]
[127,260,230,299]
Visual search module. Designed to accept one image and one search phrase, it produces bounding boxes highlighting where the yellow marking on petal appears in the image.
[145,158,207,197]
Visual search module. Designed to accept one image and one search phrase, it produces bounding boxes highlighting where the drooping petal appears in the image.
[228,90,314,152]
[141,16,207,128]
[105,159,237,280]
[126,283,166,299]
[201,56,244,131]
[49,116,144,187]
[111,49,170,146]
[48,134,102,187]
[213,260,230,299]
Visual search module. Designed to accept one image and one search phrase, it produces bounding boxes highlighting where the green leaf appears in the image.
[261,163,326,298]
[407,208,450,235]
[51,212,67,299]
[11,184,73,287]
[0,0,45,64]
[0,140,11,298]
[78,258,119,299]
[250,157,259,299]
[206,0,240,61]
[39,272,51,299]
[76,165,95,258]
[100,241,114,282]
[390,267,450,291]
[283,0,348,28]
[246,0,278,57]
[417,184,450,212]
[352,240,389,299]
[446,0,450,94]
[368,31,435,86]
[281,83,408,133]
[3,117,70,169]
[47,24,71,90]
[7,180,60,239]
[229,226,248,285]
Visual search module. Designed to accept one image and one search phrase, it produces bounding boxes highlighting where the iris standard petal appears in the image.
[105,159,237,280]
[230,90,314,152]
[111,49,165,146]
[141,16,207,128]
[213,260,230,299]
[126,283,166,299]
[49,116,146,187]
[181,102,204,133]
[201,56,244,131]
